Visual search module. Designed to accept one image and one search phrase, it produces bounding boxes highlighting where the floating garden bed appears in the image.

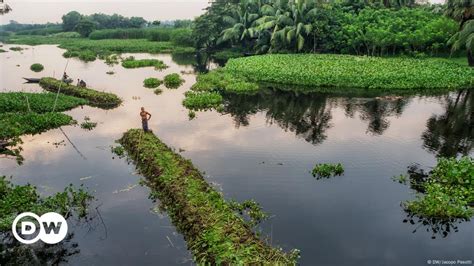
[118,129,298,264]
[30,63,44,72]
[397,157,474,219]
[163,73,184,89]
[143,77,162,88]
[0,112,74,139]
[0,92,87,113]
[0,176,93,231]
[121,56,168,70]
[39,77,122,109]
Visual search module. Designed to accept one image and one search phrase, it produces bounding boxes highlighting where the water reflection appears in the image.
[422,90,473,157]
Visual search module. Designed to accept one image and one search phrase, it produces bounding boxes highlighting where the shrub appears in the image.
[163,73,184,89]
[143,78,162,88]
[30,63,44,72]
[312,163,345,179]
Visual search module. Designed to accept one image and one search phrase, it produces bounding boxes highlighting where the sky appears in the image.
[1,0,445,25]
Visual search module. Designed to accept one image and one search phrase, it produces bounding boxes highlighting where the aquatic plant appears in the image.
[121,56,168,70]
[312,163,345,179]
[143,77,162,88]
[9,47,24,51]
[110,145,126,158]
[225,54,474,90]
[0,176,93,231]
[30,63,44,72]
[154,88,163,95]
[0,112,74,140]
[80,116,97,130]
[163,73,184,88]
[0,92,87,113]
[402,157,474,219]
[106,71,115,75]
[0,49,7,53]
[182,91,223,111]
[188,110,196,120]
[39,77,122,109]
[118,129,299,264]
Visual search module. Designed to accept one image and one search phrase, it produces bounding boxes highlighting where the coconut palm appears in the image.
[218,0,261,45]
[445,0,474,66]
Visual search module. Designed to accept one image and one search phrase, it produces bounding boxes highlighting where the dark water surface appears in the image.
[0,44,472,265]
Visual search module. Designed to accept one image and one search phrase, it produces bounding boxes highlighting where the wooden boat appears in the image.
[23,77,41,83]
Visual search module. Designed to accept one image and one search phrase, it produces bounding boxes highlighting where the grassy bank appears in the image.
[119,129,298,264]
[0,176,93,231]
[5,36,195,61]
[39,78,122,109]
[0,92,87,113]
[225,54,474,90]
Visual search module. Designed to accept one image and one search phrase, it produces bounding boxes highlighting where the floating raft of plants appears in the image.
[39,77,122,109]
[119,129,298,264]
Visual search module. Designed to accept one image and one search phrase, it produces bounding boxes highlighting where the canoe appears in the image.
[23,77,41,83]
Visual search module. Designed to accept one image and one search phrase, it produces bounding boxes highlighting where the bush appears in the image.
[170,28,194,46]
[30,63,44,72]
[163,73,184,89]
[143,78,162,88]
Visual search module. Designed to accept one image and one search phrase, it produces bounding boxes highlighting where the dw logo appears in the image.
[12,212,68,244]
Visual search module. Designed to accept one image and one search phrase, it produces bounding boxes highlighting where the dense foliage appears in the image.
[445,0,474,66]
[143,78,162,88]
[89,28,194,46]
[0,112,74,139]
[119,129,299,264]
[39,78,122,109]
[0,176,93,231]
[194,0,458,57]
[121,56,168,70]
[30,63,44,72]
[403,157,474,219]
[0,92,87,113]
[163,73,185,88]
[224,54,474,90]
[62,11,147,34]
[183,91,224,110]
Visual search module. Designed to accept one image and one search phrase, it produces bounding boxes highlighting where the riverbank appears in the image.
[119,129,298,264]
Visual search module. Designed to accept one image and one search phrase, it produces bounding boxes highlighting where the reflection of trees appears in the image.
[0,233,79,265]
[221,89,333,145]
[422,90,473,157]
[343,97,408,135]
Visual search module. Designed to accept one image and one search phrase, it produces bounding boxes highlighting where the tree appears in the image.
[62,11,82,31]
[74,19,96,37]
[129,17,147,28]
[445,0,474,66]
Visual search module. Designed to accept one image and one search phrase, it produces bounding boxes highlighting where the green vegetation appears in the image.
[143,78,162,88]
[89,27,194,46]
[154,88,163,95]
[63,49,97,62]
[403,157,474,219]
[80,116,97,130]
[183,91,223,111]
[119,129,298,264]
[9,46,24,51]
[445,0,474,66]
[30,63,44,72]
[312,163,345,179]
[0,92,87,113]
[0,112,74,140]
[122,56,168,70]
[39,77,122,109]
[5,36,195,62]
[0,176,93,231]
[188,110,196,120]
[163,73,184,89]
[225,54,474,90]
[0,49,6,53]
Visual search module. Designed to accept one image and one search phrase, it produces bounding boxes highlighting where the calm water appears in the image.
[0,44,472,265]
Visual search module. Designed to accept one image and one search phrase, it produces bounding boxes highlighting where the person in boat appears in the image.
[76,79,81,86]
[140,107,152,132]
[62,72,69,82]
[79,79,87,87]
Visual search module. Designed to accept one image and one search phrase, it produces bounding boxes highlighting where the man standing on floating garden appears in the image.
[140,107,152,132]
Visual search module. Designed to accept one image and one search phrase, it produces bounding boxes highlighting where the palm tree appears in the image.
[445,0,474,66]
[218,0,261,46]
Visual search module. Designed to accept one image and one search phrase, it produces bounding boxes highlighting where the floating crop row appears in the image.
[0,92,88,113]
[0,112,74,139]
[39,77,122,109]
[119,129,298,264]
[121,56,168,70]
